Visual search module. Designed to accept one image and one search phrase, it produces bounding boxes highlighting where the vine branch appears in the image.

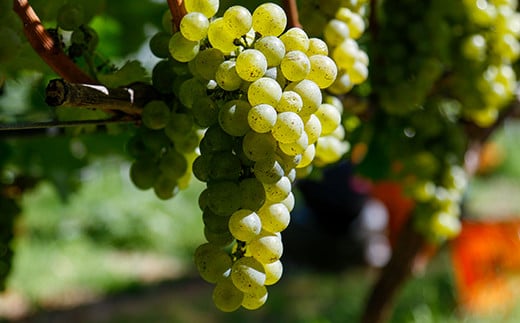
[13,0,97,84]
[0,118,136,132]
[45,79,158,116]
[283,0,302,29]
[167,0,187,32]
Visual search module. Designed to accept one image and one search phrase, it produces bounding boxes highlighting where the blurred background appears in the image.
[2,0,520,322]
[0,120,519,322]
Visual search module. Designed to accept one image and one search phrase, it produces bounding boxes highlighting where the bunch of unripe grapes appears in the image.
[145,0,368,311]
[55,2,99,59]
[456,0,520,126]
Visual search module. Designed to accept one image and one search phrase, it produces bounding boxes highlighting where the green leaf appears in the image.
[98,60,149,88]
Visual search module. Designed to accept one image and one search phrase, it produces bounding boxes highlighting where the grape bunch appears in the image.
[355,0,519,241]
[146,0,368,311]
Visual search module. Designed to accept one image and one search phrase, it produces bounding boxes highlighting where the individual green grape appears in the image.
[252,2,287,37]
[280,27,310,52]
[306,37,329,56]
[276,149,302,171]
[142,100,170,130]
[242,286,268,310]
[263,260,283,285]
[204,225,235,246]
[242,131,278,161]
[336,9,365,39]
[152,60,176,94]
[192,96,219,127]
[280,50,311,82]
[162,9,173,34]
[223,5,253,38]
[169,32,200,62]
[258,202,290,233]
[272,112,304,144]
[254,36,286,67]
[180,12,210,41]
[280,191,295,212]
[159,149,188,180]
[216,60,243,91]
[263,176,291,203]
[129,158,159,190]
[178,78,207,108]
[239,177,266,211]
[286,167,297,183]
[193,153,212,182]
[349,61,369,84]
[71,25,99,53]
[140,129,170,155]
[247,104,278,133]
[149,31,171,58]
[279,131,309,156]
[324,19,350,47]
[165,112,194,142]
[230,256,266,293]
[315,136,348,165]
[213,276,244,312]
[228,209,262,242]
[184,0,219,18]
[307,54,338,88]
[57,3,85,31]
[327,72,353,95]
[253,157,284,184]
[208,18,238,54]
[276,91,303,113]
[209,151,242,180]
[303,113,322,145]
[153,174,179,200]
[206,181,241,216]
[287,80,322,116]
[249,231,284,264]
[315,103,341,135]
[219,100,252,137]
[203,208,230,232]
[199,125,234,154]
[194,243,232,283]
[332,38,359,70]
[248,77,283,107]
[194,48,224,80]
[236,49,268,82]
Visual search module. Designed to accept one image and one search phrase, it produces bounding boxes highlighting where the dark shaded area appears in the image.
[284,162,369,271]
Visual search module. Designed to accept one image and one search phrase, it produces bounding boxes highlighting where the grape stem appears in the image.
[283,0,302,29]
[45,79,157,116]
[167,0,187,32]
[12,0,97,84]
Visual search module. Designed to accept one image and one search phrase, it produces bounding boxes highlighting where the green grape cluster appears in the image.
[453,0,520,127]
[151,0,369,311]
[54,2,99,60]
[353,0,519,242]
[126,105,199,200]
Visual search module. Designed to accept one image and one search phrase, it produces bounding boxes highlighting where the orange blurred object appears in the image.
[370,181,415,247]
[476,141,505,175]
[451,218,520,315]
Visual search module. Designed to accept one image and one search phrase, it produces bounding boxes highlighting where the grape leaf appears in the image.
[98,60,149,88]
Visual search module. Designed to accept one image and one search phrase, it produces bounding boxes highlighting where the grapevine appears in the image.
[0,0,519,321]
